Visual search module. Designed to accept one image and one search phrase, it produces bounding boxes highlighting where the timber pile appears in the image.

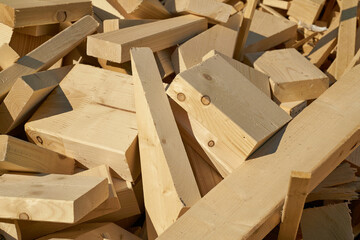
[0,0,359,239]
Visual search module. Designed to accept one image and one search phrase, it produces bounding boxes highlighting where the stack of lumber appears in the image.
[0,0,359,239]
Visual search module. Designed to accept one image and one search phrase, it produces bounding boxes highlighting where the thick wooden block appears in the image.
[0,43,19,70]
[0,15,99,102]
[287,0,326,25]
[76,165,121,221]
[0,174,108,223]
[157,65,360,240]
[0,0,93,28]
[300,203,354,239]
[38,223,141,240]
[173,13,242,73]
[203,50,271,97]
[25,64,139,182]
[254,48,329,102]
[167,54,291,176]
[131,47,201,236]
[0,135,75,174]
[0,66,72,134]
[112,0,171,19]
[87,15,207,64]
[165,0,235,23]
[244,10,297,53]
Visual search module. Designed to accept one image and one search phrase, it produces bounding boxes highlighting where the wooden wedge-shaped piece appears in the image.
[167,54,291,176]
[87,15,207,64]
[131,47,201,236]
[0,66,73,134]
[25,64,139,182]
[111,0,171,19]
[0,15,99,102]
[254,48,329,102]
[0,174,108,223]
[0,0,93,28]
[157,65,360,240]
[244,10,297,53]
[173,13,243,74]
[300,203,354,239]
[0,135,74,174]
[0,43,19,70]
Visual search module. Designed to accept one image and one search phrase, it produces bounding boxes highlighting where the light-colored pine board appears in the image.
[0,23,12,45]
[113,0,170,19]
[167,54,291,176]
[278,171,311,240]
[262,0,289,10]
[0,15,99,102]
[165,0,235,23]
[0,66,72,134]
[0,174,108,223]
[131,47,201,236]
[203,50,271,97]
[233,0,257,60]
[306,13,339,67]
[87,15,207,64]
[335,0,358,79]
[343,48,360,76]
[279,100,308,118]
[25,64,139,182]
[0,220,18,240]
[14,24,59,37]
[0,0,93,28]
[157,65,360,240]
[0,135,74,174]
[300,203,354,239]
[259,3,288,19]
[254,48,329,102]
[244,10,297,53]
[92,0,123,21]
[173,13,242,73]
[287,0,326,25]
[37,222,141,240]
[0,43,19,70]
[75,165,120,221]
[103,19,156,32]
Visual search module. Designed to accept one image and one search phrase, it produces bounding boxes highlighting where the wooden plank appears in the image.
[167,54,291,176]
[259,3,288,19]
[113,0,170,19]
[92,0,123,21]
[0,135,74,174]
[165,0,235,23]
[75,165,120,221]
[343,48,360,76]
[173,13,242,73]
[244,10,297,53]
[307,181,360,202]
[254,48,329,102]
[0,23,12,45]
[0,66,72,134]
[0,0,93,28]
[14,24,59,37]
[233,0,257,60]
[262,0,289,10]
[37,223,141,240]
[24,64,139,182]
[300,203,354,239]
[9,32,52,58]
[0,15,99,102]
[202,50,271,97]
[287,0,326,25]
[278,171,311,240]
[316,162,358,188]
[0,174,108,223]
[87,15,207,64]
[306,14,339,67]
[335,0,358,79]
[131,47,201,236]
[279,100,307,118]
[157,65,360,240]
[0,43,19,70]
